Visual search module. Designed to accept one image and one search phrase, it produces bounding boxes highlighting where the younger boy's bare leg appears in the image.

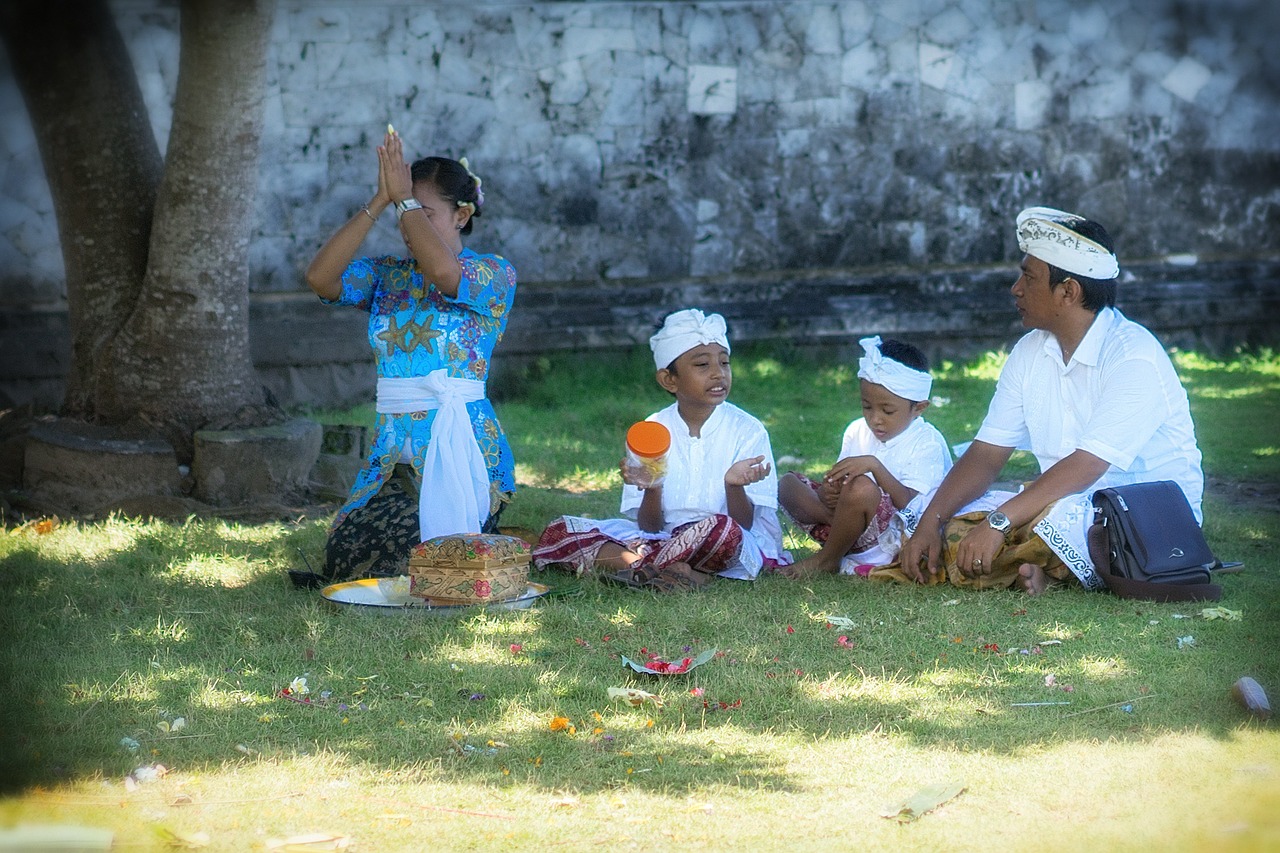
[594,542,642,572]
[779,472,832,525]
[784,476,880,579]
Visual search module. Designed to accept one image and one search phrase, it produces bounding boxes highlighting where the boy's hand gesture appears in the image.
[815,478,842,511]
[725,456,771,487]
[824,455,878,485]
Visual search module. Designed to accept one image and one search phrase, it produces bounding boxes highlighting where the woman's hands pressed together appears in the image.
[377,128,412,207]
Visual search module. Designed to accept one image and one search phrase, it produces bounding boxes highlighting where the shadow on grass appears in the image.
[2,494,1275,797]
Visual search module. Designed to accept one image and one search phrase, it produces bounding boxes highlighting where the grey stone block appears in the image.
[192,417,322,507]
[23,419,182,514]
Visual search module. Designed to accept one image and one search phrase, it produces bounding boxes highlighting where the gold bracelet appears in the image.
[360,204,376,223]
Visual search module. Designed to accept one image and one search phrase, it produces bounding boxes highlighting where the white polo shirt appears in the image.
[975,307,1204,521]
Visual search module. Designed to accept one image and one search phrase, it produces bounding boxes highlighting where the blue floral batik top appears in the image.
[324,248,518,530]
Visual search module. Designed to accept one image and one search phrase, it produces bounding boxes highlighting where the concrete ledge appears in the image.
[4,257,1278,410]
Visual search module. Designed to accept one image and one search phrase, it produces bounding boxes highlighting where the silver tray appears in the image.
[321,578,551,615]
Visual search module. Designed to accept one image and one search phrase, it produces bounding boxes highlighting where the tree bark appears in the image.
[0,0,161,419]
[103,0,275,455]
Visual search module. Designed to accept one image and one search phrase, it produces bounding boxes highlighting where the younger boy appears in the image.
[779,336,951,578]
[533,309,790,591]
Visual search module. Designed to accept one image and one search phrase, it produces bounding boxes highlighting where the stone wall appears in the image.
[2,0,1279,407]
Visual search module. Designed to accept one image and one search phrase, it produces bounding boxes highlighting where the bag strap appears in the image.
[1086,522,1222,603]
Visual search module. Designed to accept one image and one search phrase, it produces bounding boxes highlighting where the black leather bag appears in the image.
[1088,480,1221,602]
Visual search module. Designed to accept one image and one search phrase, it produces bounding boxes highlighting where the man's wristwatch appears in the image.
[394,197,423,221]
[986,510,1012,536]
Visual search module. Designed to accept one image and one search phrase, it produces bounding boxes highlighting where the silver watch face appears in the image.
[987,511,1011,532]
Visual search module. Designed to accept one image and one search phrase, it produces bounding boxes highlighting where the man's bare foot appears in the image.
[779,554,840,580]
[1016,563,1050,596]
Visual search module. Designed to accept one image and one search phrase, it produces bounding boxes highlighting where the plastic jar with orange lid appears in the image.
[625,421,670,488]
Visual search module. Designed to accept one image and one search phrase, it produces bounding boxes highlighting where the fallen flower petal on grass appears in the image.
[880,782,966,822]
[608,687,664,708]
[1231,677,1271,720]
[812,613,858,630]
[621,648,716,675]
[129,764,168,784]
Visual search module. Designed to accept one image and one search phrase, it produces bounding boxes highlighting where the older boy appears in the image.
[533,309,789,590]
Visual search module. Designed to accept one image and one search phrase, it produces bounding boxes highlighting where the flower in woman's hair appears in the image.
[458,156,484,205]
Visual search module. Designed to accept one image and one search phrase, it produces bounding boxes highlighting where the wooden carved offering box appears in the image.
[408,533,531,605]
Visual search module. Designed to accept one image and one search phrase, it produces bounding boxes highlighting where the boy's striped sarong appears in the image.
[534,513,744,577]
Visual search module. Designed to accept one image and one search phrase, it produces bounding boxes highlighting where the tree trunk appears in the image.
[0,0,161,419]
[104,0,275,455]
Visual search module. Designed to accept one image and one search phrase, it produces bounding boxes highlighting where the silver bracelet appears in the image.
[359,204,377,223]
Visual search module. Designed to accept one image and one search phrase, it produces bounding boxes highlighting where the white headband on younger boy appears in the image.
[857,336,932,402]
[650,309,730,371]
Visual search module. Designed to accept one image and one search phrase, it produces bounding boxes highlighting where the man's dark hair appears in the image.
[1045,218,1118,312]
[879,338,929,373]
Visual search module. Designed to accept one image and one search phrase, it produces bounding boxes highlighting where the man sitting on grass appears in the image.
[882,206,1204,595]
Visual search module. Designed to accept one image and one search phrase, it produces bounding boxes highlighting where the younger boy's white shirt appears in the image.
[838,416,953,496]
[620,401,785,561]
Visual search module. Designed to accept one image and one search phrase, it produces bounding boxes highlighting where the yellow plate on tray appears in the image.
[322,578,551,614]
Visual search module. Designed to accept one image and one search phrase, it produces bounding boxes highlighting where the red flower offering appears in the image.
[621,648,717,676]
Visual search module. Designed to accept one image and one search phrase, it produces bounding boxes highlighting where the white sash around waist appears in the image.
[376,371,489,541]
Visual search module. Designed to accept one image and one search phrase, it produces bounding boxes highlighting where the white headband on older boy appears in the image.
[857,336,932,402]
[650,309,730,370]
[1016,206,1119,280]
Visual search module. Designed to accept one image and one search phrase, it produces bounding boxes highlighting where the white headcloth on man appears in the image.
[857,336,932,402]
[650,308,731,371]
[1016,206,1119,280]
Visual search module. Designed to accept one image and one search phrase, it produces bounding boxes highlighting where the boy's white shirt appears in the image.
[837,416,954,495]
[612,400,787,572]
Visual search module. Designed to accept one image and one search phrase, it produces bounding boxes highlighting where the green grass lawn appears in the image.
[1,346,1277,851]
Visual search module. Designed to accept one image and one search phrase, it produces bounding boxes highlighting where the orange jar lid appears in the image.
[626,420,670,458]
